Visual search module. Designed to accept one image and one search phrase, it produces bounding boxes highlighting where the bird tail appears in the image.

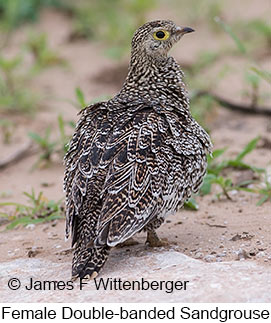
[72,244,110,280]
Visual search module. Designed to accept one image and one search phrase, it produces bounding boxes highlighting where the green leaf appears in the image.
[235,136,260,162]
[75,87,86,108]
[236,187,257,194]
[28,131,43,144]
[207,148,227,165]
[0,201,28,208]
[214,17,246,54]
[58,115,67,142]
[256,195,269,206]
[200,174,216,195]
[5,212,62,230]
[6,216,33,230]
[250,67,271,85]
[211,148,227,159]
[184,198,199,211]
[245,71,260,87]
[247,19,271,38]
[224,178,232,187]
[58,114,65,137]
[0,55,22,71]
[68,121,76,128]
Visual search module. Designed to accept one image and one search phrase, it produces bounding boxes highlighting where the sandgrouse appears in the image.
[64,20,212,280]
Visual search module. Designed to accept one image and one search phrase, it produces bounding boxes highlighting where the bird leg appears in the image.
[145,230,169,247]
[117,237,139,248]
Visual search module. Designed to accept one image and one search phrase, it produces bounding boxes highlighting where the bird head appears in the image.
[131,20,194,61]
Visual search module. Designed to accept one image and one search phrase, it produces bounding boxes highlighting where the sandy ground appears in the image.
[0,1,271,302]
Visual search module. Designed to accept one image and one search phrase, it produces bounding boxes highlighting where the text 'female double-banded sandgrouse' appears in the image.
[64,20,212,280]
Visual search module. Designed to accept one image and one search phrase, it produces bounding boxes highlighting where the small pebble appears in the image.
[236,249,250,260]
[204,255,216,262]
[194,252,203,259]
[25,224,35,230]
[42,225,49,232]
[256,251,266,258]
[51,220,58,227]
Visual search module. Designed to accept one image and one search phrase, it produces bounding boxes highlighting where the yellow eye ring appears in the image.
[153,30,170,41]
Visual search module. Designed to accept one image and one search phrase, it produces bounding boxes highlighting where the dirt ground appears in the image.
[0,1,270,302]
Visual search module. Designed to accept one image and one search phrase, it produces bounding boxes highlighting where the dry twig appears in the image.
[193,90,271,116]
[0,141,33,170]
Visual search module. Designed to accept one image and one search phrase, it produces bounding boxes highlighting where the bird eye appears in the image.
[153,30,170,40]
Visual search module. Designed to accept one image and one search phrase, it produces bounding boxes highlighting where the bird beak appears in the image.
[175,26,195,35]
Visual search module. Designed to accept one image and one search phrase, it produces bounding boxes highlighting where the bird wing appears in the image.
[63,102,111,245]
[64,101,168,247]
[64,100,207,248]
[95,108,171,247]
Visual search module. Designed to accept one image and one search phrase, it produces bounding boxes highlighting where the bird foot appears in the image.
[71,271,98,282]
[145,231,169,247]
[117,237,139,248]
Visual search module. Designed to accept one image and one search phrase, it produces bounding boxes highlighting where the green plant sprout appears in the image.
[201,137,266,201]
[63,87,89,110]
[214,16,246,54]
[184,197,199,211]
[0,189,63,230]
[244,71,260,107]
[75,87,87,109]
[246,19,271,48]
[57,114,73,156]
[250,67,271,85]
[214,17,270,107]
[66,87,111,110]
[239,170,271,206]
[25,32,66,71]
[0,54,39,114]
[0,119,14,144]
[28,127,57,167]
[28,114,75,165]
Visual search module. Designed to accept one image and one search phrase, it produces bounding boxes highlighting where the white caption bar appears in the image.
[1,303,270,322]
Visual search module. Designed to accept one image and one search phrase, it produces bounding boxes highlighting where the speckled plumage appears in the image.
[64,20,212,279]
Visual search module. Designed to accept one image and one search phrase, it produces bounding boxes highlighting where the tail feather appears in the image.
[72,244,110,279]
